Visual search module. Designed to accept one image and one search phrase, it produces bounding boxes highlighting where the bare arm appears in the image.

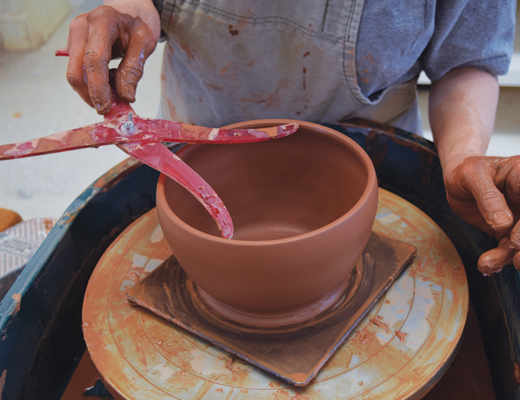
[430,67,520,274]
[430,67,497,179]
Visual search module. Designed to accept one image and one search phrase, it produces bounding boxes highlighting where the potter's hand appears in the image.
[445,155,520,275]
[66,1,160,114]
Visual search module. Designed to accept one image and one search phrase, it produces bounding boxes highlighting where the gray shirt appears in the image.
[155,0,515,101]
[356,0,515,100]
[154,0,515,133]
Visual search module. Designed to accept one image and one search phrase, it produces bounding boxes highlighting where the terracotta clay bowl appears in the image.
[156,120,378,329]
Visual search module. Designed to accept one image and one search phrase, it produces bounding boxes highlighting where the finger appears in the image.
[505,157,520,204]
[514,251,520,271]
[509,219,520,250]
[478,237,515,275]
[66,15,93,107]
[461,162,514,236]
[115,19,157,102]
[84,7,120,114]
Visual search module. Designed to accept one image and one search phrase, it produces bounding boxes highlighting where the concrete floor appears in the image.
[0,1,519,220]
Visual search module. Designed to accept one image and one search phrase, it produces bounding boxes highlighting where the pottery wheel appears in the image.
[83,188,468,400]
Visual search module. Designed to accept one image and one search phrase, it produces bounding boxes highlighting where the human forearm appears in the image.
[428,67,520,274]
[429,67,499,177]
[104,0,161,41]
[429,67,513,235]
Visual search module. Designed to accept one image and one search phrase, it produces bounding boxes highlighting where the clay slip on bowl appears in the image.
[156,120,378,329]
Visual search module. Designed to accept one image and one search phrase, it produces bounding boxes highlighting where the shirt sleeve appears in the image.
[421,0,516,82]
[152,0,168,42]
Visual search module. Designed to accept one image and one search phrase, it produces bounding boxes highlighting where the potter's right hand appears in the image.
[66,1,160,114]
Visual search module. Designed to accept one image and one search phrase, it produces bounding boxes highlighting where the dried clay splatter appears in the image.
[395,331,408,342]
[10,293,21,316]
[370,317,391,333]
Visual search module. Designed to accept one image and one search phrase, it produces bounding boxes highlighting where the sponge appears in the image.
[0,208,23,233]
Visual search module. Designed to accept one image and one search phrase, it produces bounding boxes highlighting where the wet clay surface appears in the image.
[67,303,494,400]
[127,232,416,386]
[163,121,373,239]
[157,120,378,322]
[422,303,496,400]
[83,189,469,399]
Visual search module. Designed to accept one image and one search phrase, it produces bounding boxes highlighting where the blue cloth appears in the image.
[356,0,516,99]
[155,0,515,132]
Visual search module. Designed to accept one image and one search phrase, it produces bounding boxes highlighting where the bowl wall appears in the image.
[156,120,378,322]
[166,124,369,240]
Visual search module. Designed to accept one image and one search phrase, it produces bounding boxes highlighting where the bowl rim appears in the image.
[156,119,378,247]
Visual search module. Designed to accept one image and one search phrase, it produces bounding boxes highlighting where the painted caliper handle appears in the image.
[109,89,235,238]
[0,52,299,239]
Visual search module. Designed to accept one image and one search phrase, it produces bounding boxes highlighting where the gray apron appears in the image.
[159,0,421,134]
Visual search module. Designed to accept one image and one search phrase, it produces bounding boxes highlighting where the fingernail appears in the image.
[479,264,492,276]
[478,254,501,276]
[492,211,512,229]
[123,84,136,102]
[480,267,495,277]
[95,100,110,114]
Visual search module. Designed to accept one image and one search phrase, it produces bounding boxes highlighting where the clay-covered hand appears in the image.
[66,2,159,114]
[444,155,520,275]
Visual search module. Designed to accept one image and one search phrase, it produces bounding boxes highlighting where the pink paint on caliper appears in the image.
[0,51,299,238]
[119,142,234,238]
[104,93,296,239]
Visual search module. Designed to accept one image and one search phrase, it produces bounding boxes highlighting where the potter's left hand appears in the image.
[444,155,520,275]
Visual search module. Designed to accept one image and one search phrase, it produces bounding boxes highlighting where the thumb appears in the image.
[478,237,515,275]
[463,165,513,236]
